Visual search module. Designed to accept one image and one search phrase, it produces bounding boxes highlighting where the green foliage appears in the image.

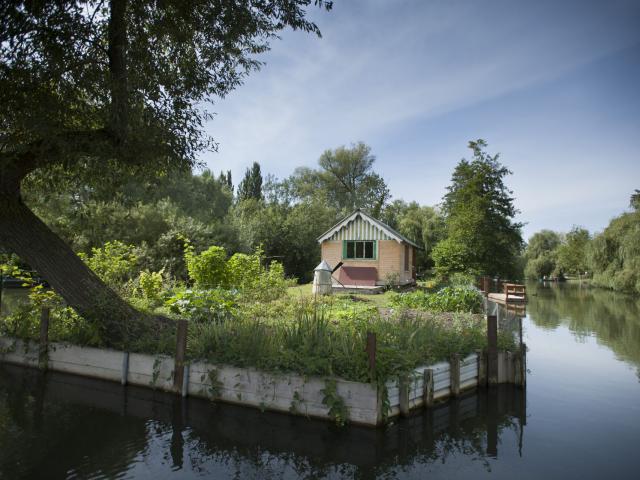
[556,227,590,276]
[165,288,238,323]
[389,286,483,314]
[133,270,166,306]
[435,139,523,278]
[1,286,102,346]
[286,142,390,217]
[226,252,263,291]
[185,244,228,289]
[587,207,640,294]
[432,239,476,277]
[321,378,349,426]
[237,162,264,202]
[523,230,562,279]
[78,241,139,288]
[380,201,446,272]
[186,295,513,384]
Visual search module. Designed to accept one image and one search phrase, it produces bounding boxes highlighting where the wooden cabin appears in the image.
[317,209,420,287]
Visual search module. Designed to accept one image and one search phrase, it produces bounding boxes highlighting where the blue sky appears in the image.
[201,0,640,240]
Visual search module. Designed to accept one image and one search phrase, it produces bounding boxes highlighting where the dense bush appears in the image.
[78,241,139,289]
[185,244,228,289]
[165,288,238,323]
[388,286,483,313]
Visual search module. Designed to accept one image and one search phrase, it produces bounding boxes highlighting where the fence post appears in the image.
[121,352,130,386]
[423,368,434,408]
[487,315,498,386]
[173,320,188,393]
[38,307,50,370]
[519,343,527,388]
[482,276,490,295]
[399,375,410,416]
[450,353,461,396]
[366,331,376,379]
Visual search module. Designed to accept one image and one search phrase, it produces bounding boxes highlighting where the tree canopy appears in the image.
[0,0,332,343]
[433,140,523,278]
[287,142,391,217]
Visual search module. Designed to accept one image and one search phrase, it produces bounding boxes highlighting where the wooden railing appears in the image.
[504,283,526,302]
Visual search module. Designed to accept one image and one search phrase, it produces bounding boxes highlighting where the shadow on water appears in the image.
[526,281,640,372]
[0,364,526,479]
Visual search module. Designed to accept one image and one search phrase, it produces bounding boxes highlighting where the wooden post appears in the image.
[399,375,410,416]
[482,276,490,295]
[182,364,190,397]
[520,343,527,388]
[423,368,434,408]
[38,307,50,370]
[366,331,376,379]
[477,349,487,387]
[173,319,188,393]
[450,353,461,396]
[487,315,498,386]
[121,352,129,386]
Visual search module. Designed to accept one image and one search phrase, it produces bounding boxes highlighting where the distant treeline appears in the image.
[15,140,523,283]
[524,190,640,294]
[18,143,443,283]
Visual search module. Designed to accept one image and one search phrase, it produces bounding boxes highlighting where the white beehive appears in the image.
[312,260,333,295]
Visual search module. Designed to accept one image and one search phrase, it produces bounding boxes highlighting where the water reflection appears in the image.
[526,282,640,372]
[0,365,526,479]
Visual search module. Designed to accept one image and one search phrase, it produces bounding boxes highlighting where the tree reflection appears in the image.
[526,282,640,373]
[0,364,526,479]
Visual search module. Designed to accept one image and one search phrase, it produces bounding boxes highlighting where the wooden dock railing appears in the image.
[504,283,526,303]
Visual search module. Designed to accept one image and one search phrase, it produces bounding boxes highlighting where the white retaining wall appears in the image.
[0,336,521,427]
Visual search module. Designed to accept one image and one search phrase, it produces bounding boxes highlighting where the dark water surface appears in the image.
[1,282,639,479]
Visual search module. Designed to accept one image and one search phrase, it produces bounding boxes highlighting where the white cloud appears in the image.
[200,0,640,236]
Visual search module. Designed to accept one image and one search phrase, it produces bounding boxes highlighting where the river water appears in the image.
[1,282,639,479]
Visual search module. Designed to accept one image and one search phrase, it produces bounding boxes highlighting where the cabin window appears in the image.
[343,240,376,259]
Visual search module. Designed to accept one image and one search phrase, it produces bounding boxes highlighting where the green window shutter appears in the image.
[342,240,347,259]
[373,241,377,260]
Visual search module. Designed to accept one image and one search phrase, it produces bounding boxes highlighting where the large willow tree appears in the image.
[0,0,331,342]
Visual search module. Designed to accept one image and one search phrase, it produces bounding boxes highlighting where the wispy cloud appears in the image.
[202,0,640,237]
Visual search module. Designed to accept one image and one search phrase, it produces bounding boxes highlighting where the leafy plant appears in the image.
[321,378,349,426]
[184,243,228,289]
[388,286,483,313]
[78,241,139,288]
[165,288,238,323]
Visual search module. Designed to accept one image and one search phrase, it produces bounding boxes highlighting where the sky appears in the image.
[201,0,640,240]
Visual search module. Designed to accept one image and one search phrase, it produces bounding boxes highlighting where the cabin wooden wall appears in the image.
[321,240,414,285]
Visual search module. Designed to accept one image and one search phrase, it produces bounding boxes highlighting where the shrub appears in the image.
[78,241,138,288]
[165,288,238,323]
[133,269,166,306]
[0,285,102,346]
[388,286,483,313]
[185,244,228,289]
[226,252,262,290]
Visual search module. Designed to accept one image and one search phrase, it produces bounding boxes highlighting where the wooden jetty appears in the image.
[487,283,526,305]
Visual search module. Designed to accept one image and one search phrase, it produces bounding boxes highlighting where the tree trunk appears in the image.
[0,189,146,347]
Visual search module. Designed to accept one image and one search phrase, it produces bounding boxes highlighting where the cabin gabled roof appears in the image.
[317,209,421,248]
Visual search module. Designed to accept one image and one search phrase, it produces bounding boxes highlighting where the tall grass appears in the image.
[188,302,515,383]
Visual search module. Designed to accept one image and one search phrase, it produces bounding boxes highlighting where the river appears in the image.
[1,282,639,479]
